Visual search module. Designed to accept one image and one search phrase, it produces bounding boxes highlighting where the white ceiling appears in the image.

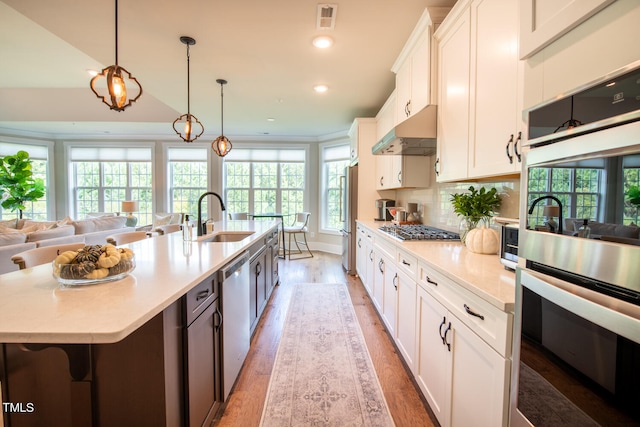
[0,0,456,141]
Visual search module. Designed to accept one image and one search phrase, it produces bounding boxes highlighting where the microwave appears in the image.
[499,223,518,271]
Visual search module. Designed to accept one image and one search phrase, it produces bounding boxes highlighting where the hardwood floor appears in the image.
[213,251,437,427]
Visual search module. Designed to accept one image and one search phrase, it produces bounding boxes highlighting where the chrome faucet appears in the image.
[528,195,563,234]
[197,192,226,236]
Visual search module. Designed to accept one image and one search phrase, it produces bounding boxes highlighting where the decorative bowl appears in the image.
[52,254,135,286]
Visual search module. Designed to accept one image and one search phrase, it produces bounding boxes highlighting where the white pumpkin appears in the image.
[465,225,499,254]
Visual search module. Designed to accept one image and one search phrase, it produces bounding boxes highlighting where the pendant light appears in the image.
[173,36,204,143]
[90,0,142,111]
[212,79,232,157]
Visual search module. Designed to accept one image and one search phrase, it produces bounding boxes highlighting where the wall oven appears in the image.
[511,61,640,426]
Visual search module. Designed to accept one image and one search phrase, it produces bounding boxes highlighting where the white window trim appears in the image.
[318,139,350,235]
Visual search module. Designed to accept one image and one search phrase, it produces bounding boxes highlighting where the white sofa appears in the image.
[0,216,134,274]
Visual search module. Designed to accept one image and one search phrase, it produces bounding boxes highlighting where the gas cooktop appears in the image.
[379,224,460,241]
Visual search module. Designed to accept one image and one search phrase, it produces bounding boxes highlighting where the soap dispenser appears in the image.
[577,219,591,238]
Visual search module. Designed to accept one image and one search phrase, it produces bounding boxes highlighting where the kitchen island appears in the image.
[0,219,278,427]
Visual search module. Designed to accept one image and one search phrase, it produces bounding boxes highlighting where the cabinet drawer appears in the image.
[396,248,418,280]
[418,261,512,357]
[185,273,218,326]
[375,236,395,260]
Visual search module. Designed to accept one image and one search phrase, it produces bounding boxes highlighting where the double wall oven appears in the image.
[511,61,640,426]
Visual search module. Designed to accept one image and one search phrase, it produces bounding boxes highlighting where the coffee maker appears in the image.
[375,199,395,221]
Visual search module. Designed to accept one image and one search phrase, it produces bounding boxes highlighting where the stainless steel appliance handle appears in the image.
[521,269,640,343]
[220,251,250,281]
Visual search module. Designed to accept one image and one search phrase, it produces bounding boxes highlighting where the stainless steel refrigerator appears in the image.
[341,164,358,275]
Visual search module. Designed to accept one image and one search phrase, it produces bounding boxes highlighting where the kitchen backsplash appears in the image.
[394,176,521,232]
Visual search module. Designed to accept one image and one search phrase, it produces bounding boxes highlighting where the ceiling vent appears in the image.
[317,4,337,30]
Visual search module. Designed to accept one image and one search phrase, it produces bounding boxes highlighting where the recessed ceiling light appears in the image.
[312,36,334,49]
[267,118,275,122]
[314,84,329,93]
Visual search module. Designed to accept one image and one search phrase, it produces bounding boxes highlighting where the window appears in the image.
[528,166,601,227]
[168,148,208,219]
[0,143,49,220]
[223,148,306,219]
[320,143,350,232]
[70,146,153,225]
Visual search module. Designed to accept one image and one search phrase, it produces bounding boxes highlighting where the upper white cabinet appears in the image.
[376,155,430,190]
[435,0,523,182]
[434,3,471,182]
[392,8,450,125]
[348,118,376,166]
[376,91,397,142]
[467,0,523,178]
[519,0,616,59]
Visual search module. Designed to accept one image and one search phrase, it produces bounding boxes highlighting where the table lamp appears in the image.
[121,201,139,227]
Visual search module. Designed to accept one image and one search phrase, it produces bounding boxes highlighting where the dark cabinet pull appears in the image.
[425,276,438,286]
[514,131,522,162]
[402,260,411,266]
[434,158,440,176]
[214,307,223,332]
[393,273,398,290]
[369,250,374,261]
[380,176,384,187]
[256,262,262,276]
[505,134,514,164]
[443,322,452,351]
[397,170,402,184]
[358,238,362,248]
[378,259,385,273]
[439,316,447,344]
[464,303,485,320]
[196,289,210,301]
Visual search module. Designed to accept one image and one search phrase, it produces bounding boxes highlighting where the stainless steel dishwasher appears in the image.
[219,251,250,400]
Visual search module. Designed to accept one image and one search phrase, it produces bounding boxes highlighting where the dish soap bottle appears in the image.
[577,219,591,238]
[183,214,194,241]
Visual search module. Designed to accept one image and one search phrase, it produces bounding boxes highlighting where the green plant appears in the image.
[626,185,640,207]
[450,185,501,223]
[0,150,45,219]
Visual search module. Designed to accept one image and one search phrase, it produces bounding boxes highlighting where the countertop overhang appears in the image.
[0,220,277,344]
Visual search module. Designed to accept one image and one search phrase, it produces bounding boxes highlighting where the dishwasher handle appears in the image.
[219,251,250,281]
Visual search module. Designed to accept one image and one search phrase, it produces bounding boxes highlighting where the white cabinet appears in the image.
[376,155,431,190]
[382,258,398,337]
[348,118,376,167]
[394,31,431,124]
[435,0,523,182]
[376,91,397,142]
[375,156,394,190]
[467,0,523,178]
[434,2,471,182]
[395,266,417,372]
[415,262,511,427]
[519,0,615,59]
[356,224,373,293]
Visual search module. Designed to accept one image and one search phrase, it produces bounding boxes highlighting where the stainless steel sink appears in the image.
[200,231,254,242]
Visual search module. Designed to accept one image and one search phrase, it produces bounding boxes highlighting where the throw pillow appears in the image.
[154,214,173,227]
[0,232,27,246]
[0,219,17,229]
[23,220,56,230]
[26,225,75,243]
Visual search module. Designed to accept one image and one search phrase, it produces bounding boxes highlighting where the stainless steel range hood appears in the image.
[372,105,437,156]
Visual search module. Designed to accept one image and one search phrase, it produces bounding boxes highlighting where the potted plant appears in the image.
[450,185,501,244]
[0,150,45,219]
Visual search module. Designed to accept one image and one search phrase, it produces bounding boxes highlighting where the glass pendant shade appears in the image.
[89,0,142,111]
[212,79,232,157]
[173,36,203,143]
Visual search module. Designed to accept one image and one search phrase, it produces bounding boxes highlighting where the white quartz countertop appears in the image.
[357,220,516,312]
[0,220,277,344]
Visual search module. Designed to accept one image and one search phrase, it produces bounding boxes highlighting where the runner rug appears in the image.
[260,283,395,426]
